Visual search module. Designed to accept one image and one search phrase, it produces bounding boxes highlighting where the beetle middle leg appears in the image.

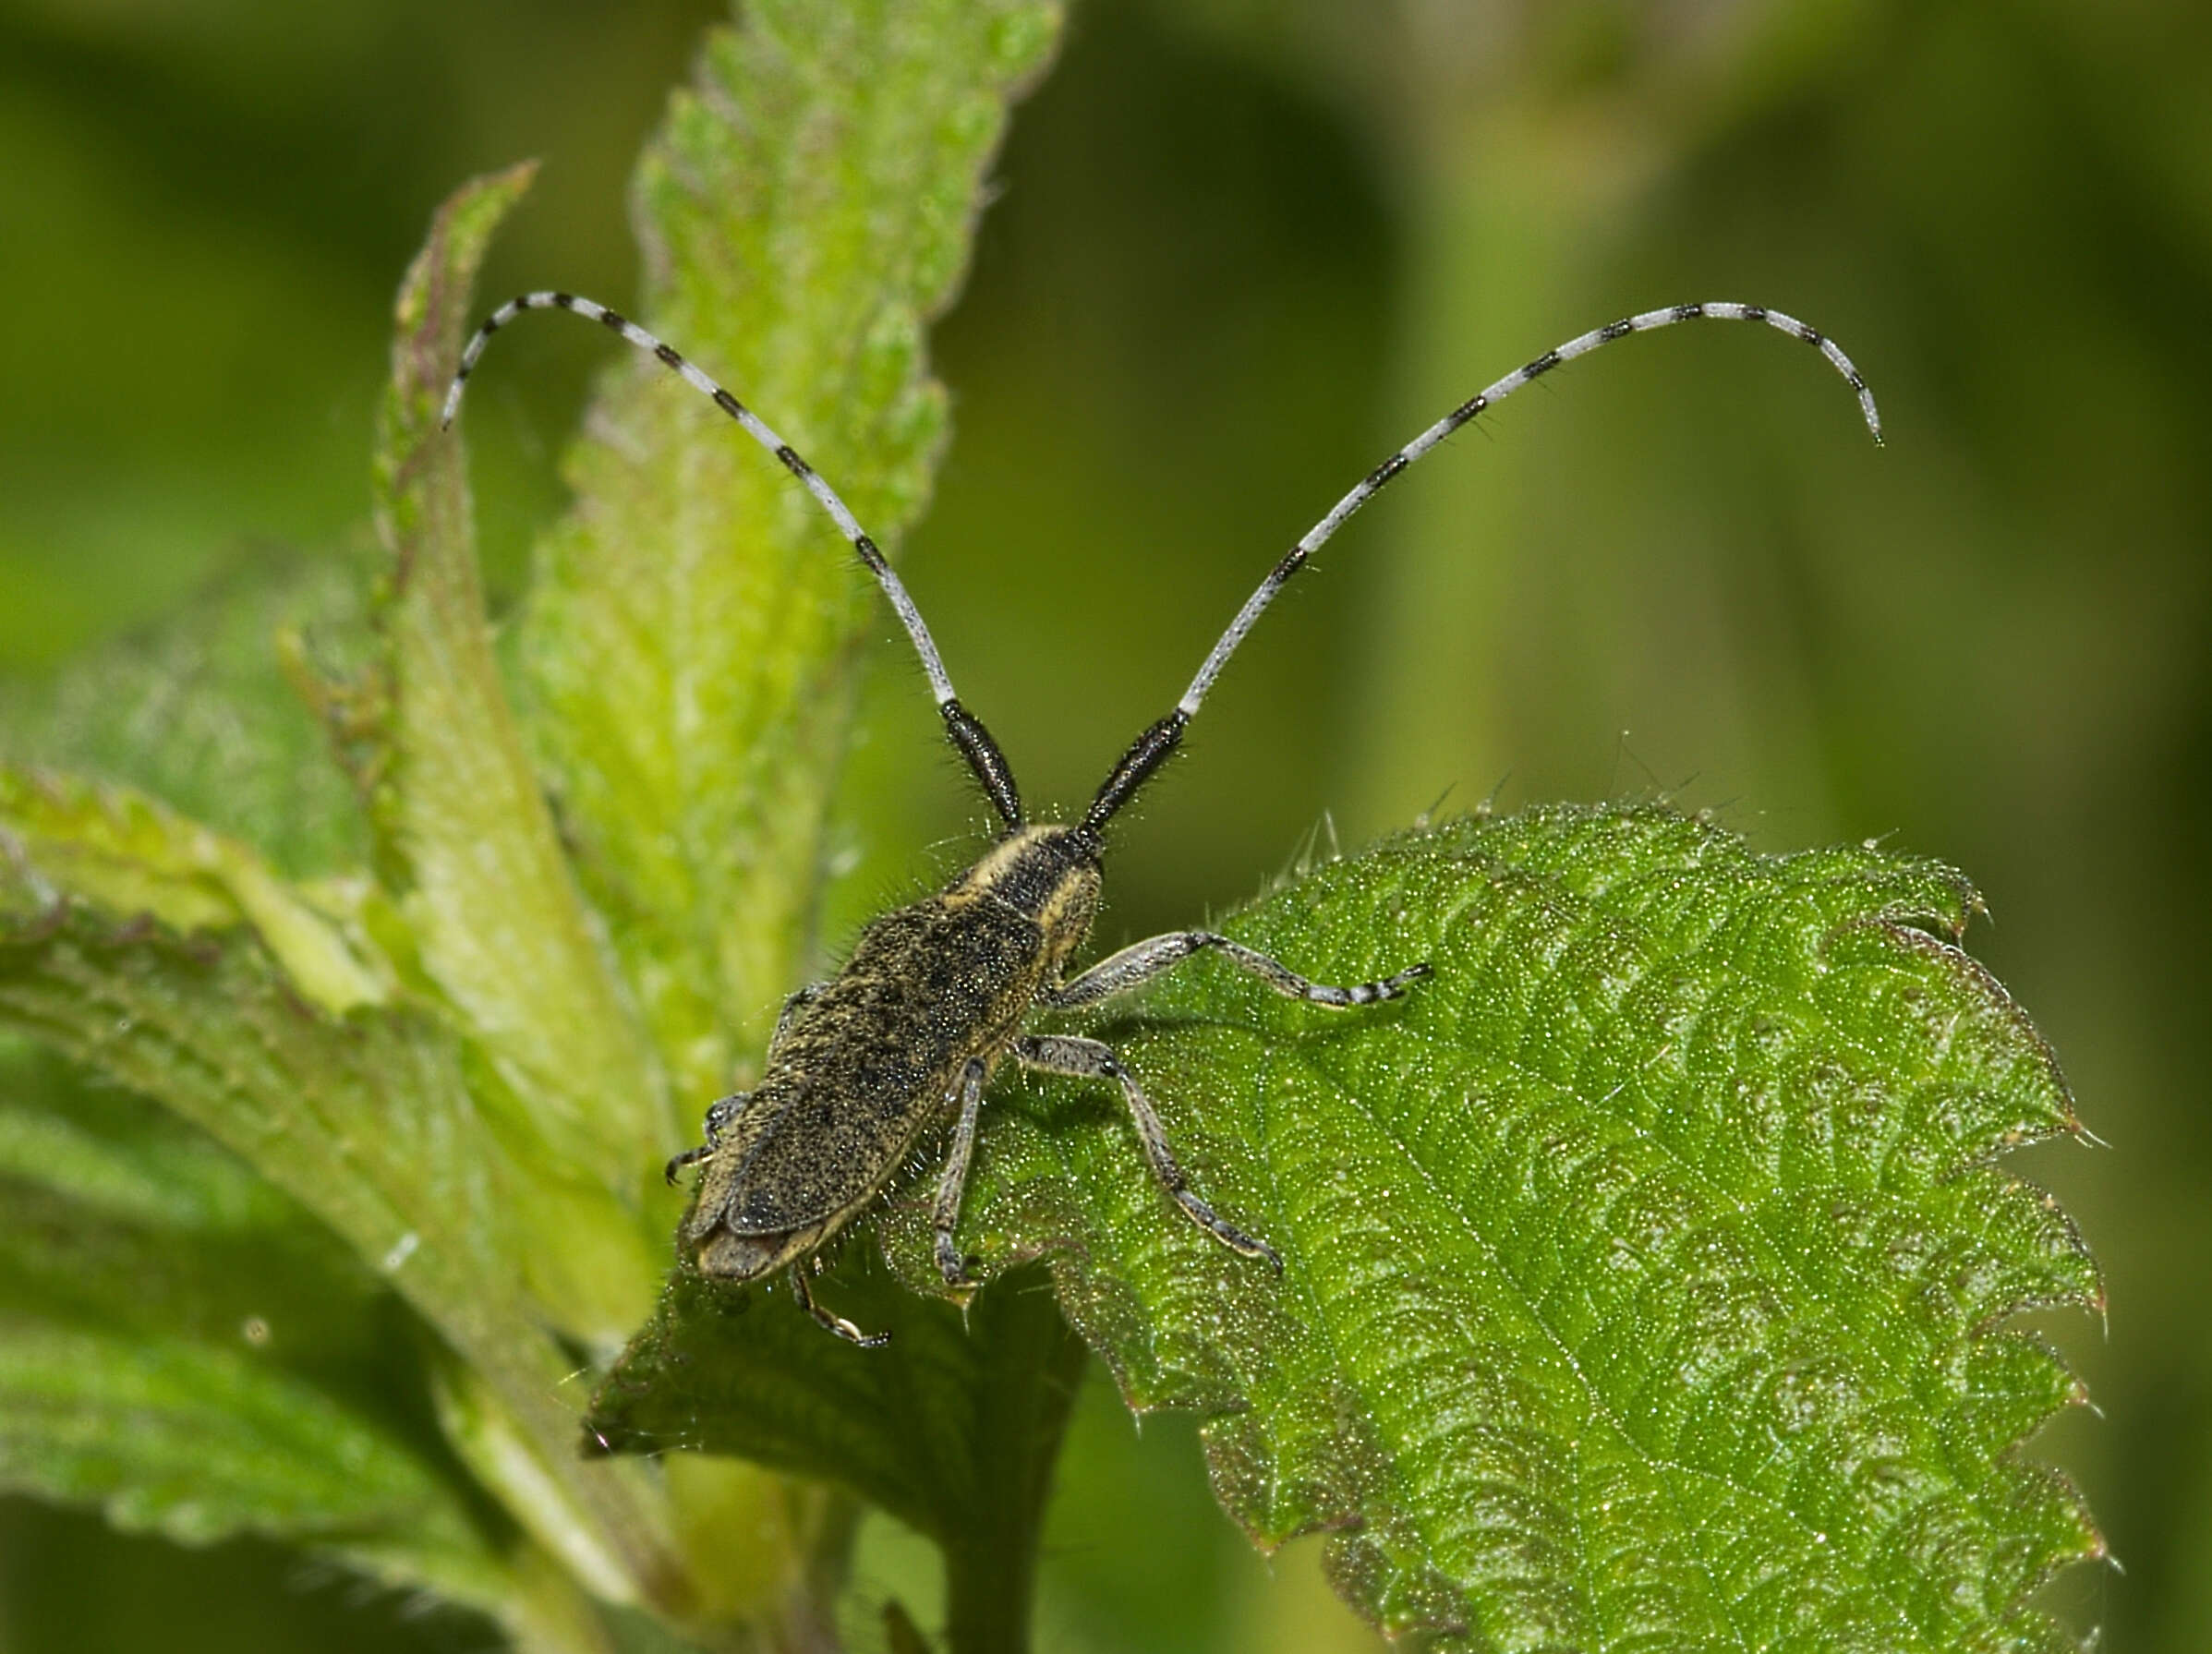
[1045,931,1429,1012]
[932,1059,988,1289]
[1014,1033,1282,1272]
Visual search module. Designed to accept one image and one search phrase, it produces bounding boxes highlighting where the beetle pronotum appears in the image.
[444,294,1879,1346]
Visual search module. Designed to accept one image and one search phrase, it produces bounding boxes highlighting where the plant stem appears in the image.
[941,1276,1090,1654]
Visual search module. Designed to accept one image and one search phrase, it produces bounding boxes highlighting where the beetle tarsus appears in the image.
[789,1262,889,1349]
[935,1231,977,1291]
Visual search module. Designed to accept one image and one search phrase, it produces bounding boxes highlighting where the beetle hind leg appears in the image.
[1014,1033,1283,1273]
[789,1262,889,1349]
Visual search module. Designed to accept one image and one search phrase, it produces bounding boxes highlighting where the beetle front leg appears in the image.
[1045,930,1429,1012]
[1013,1034,1281,1272]
[932,1058,988,1289]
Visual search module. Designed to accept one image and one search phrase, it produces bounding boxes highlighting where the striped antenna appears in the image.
[1084,302,1882,831]
[442,292,1023,829]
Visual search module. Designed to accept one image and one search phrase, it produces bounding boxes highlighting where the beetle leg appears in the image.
[1013,1034,1282,1273]
[768,981,828,1056]
[788,1262,889,1349]
[932,1059,988,1288]
[663,1090,750,1186]
[668,983,827,1188]
[1045,931,1430,1012]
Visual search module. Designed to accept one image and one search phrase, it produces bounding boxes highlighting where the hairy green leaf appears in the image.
[518,0,1061,1109]
[0,757,659,1347]
[0,1041,397,1378]
[0,898,682,1611]
[0,766,385,1012]
[0,886,515,1349]
[0,1044,642,1646]
[0,543,374,879]
[373,162,669,1189]
[859,804,2097,1654]
[0,1051,264,1232]
[0,909,490,1299]
[0,1319,508,1607]
[0,982,511,1620]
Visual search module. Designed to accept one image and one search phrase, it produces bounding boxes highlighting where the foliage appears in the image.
[593,806,2102,1652]
[0,1,2098,1651]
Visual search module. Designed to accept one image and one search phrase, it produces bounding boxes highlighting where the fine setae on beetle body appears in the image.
[443,293,1880,1347]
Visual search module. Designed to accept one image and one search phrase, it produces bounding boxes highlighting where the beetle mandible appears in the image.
[443,294,1880,1346]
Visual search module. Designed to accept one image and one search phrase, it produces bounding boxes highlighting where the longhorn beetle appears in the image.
[443,296,1880,1346]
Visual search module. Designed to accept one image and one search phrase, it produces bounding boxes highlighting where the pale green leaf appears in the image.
[0,899,514,1360]
[0,1041,634,1650]
[0,762,657,1347]
[0,765,386,1012]
[0,542,374,879]
[373,163,669,1188]
[0,1039,398,1376]
[0,1037,289,1232]
[0,898,682,1608]
[883,804,2103,1654]
[517,0,1061,1108]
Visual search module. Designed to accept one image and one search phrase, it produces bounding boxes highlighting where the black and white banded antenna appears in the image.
[1080,301,1883,832]
[441,290,1024,830]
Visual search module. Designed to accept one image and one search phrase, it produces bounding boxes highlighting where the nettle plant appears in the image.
[0,3,2102,1651]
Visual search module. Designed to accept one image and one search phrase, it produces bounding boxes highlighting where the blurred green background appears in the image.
[3,0,2206,1648]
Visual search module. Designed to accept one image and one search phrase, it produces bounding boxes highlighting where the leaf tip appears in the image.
[383,159,540,462]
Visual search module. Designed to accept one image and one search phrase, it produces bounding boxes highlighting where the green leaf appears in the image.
[0,1320,506,1606]
[0,758,659,1348]
[0,542,374,879]
[518,0,1062,1109]
[373,162,669,1189]
[0,1044,648,1641]
[876,804,2098,1653]
[0,1036,295,1232]
[585,1252,1088,1654]
[0,898,683,1612]
[0,766,386,1012]
[0,1015,520,1618]
[0,889,512,1348]
[0,1039,399,1381]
